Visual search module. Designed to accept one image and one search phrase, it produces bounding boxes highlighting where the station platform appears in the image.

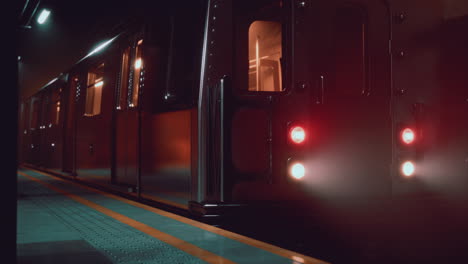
[17,168,328,264]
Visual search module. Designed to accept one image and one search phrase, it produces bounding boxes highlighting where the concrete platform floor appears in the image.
[17,168,327,264]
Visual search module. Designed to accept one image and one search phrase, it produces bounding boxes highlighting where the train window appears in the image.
[332,7,368,96]
[117,47,131,110]
[55,101,60,124]
[50,89,60,125]
[30,100,39,129]
[248,21,282,92]
[129,39,143,108]
[234,0,287,93]
[85,63,104,116]
[21,103,27,130]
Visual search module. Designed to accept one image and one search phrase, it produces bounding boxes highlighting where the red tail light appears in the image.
[289,126,306,144]
[400,128,415,145]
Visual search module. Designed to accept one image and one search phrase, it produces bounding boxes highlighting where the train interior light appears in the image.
[135,58,142,69]
[94,80,104,87]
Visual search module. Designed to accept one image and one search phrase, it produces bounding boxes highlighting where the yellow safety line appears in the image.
[18,171,235,264]
[23,167,329,264]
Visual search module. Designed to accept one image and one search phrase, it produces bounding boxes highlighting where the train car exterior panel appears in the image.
[75,49,120,183]
[141,109,192,206]
[18,0,468,216]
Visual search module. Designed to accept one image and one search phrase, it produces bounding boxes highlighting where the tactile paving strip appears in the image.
[18,174,207,264]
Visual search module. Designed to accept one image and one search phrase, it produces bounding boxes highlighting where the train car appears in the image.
[20,0,206,210]
[19,0,468,216]
[19,74,67,169]
[192,0,468,216]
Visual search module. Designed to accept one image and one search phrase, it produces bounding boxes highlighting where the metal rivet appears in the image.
[395,13,406,24]
[296,82,308,90]
[396,88,406,95]
[296,0,309,8]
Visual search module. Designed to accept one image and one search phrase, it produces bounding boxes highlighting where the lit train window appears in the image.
[129,39,143,108]
[234,0,287,93]
[85,63,104,116]
[117,47,131,110]
[55,101,60,124]
[50,89,61,125]
[248,21,282,92]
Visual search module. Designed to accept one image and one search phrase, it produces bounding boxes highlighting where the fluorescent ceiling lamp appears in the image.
[78,35,119,63]
[88,36,118,57]
[75,34,120,64]
[44,77,58,87]
[37,9,51,24]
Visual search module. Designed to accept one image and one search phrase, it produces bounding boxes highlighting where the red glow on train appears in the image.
[400,128,415,145]
[289,126,306,144]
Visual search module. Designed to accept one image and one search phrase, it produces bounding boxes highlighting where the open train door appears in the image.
[293,0,392,200]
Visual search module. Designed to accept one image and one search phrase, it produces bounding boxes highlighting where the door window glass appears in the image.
[248,21,282,91]
[117,47,131,110]
[234,0,287,93]
[85,63,104,116]
[130,40,143,108]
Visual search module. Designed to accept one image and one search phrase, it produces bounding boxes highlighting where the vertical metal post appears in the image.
[197,0,211,202]
[219,78,225,201]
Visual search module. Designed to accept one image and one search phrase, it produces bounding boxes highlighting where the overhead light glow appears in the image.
[401,161,415,177]
[37,9,51,24]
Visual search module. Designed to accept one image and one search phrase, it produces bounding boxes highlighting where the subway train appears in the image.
[18,0,468,217]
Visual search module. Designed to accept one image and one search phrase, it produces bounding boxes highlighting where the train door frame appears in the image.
[113,36,145,194]
[223,0,293,202]
[62,72,81,175]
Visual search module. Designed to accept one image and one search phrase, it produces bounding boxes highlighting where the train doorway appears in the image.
[62,76,79,175]
[114,108,140,189]
[113,43,143,191]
